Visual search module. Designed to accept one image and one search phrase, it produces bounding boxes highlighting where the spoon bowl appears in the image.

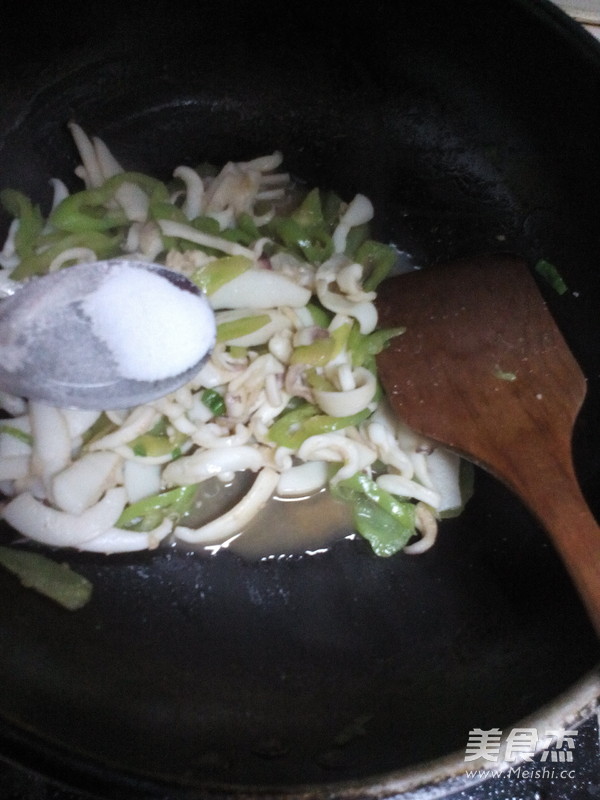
[0,259,216,409]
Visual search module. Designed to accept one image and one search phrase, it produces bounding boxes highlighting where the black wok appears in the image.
[0,1,599,797]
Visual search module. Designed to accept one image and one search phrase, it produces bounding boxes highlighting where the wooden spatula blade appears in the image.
[376,253,600,635]
[376,254,586,481]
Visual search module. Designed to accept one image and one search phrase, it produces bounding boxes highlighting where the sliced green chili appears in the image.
[300,406,373,439]
[344,223,370,259]
[321,190,345,228]
[9,231,122,280]
[49,172,168,233]
[268,214,334,265]
[291,187,325,228]
[356,240,397,291]
[192,255,253,295]
[305,369,336,391]
[268,402,373,450]
[50,189,126,233]
[290,337,335,367]
[306,302,333,328]
[0,424,33,445]
[116,485,198,531]
[237,212,263,241]
[267,402,319,449]
[128,417,186,458]
[0,546,92,610]
[347,323,405,368]
[216,314,271,343]
[0,189,44,259]
[81,412,117,448]
[130,433,186,458]
[219,212,263,246]
[331,473,416,557]
[191,215,222,236]
[290,321,352,367]
[150,200,188,224]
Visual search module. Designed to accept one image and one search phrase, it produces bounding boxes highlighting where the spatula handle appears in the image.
[504,450,600,637]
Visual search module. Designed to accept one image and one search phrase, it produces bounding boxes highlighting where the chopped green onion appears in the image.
[535,259,568,295]
[0,546,92,610]
[201,388,226,416]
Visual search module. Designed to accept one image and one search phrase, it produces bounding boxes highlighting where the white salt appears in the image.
[82,266,215,382]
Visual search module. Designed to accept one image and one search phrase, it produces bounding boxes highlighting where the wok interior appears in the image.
[0,0,599,794]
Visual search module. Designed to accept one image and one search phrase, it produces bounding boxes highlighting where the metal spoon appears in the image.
[0,259,216,409]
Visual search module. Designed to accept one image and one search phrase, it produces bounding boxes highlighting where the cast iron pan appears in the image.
[0,1,599,797]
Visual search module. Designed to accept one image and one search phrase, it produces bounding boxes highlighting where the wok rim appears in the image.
[0,665,597,798]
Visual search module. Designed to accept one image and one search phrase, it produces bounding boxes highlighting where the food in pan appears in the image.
[0,124,469,559]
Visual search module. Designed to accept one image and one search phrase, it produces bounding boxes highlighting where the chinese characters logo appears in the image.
[464,727,577,763]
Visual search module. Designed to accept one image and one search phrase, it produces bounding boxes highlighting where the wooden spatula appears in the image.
[375,253,600,635]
